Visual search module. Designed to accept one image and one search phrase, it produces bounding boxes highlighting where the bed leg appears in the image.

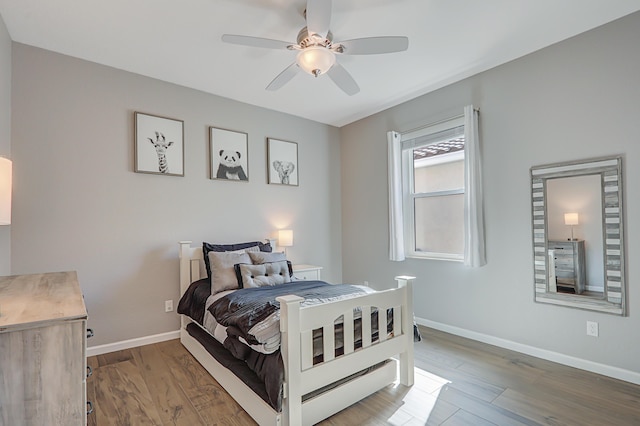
[395,275,416,387]
[277,294,305,426]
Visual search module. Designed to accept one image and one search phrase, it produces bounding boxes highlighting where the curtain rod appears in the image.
[402,108,479,135]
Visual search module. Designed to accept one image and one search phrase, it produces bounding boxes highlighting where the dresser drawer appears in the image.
[551,248,574,257]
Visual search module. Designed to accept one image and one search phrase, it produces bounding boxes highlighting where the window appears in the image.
[388,106,485,266]
[401,117,465,260]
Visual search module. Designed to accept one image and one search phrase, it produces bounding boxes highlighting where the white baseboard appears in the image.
[87,330,180,357]
[415,317,640,386]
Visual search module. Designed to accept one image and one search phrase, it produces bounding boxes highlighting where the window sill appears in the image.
[406,253,463,262]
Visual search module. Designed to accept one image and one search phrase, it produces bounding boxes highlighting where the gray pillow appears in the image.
[209,251,251,293]
[238,261,292,288]
[248,251,286,264]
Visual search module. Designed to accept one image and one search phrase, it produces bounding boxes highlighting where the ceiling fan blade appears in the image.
[336,36,409,55]
[222,34,293,50]
[305,0,332,39]
[326,62,359,96]
[266,63,300,91]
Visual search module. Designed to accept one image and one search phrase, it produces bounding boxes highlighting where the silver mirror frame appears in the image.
[530,156,626,315]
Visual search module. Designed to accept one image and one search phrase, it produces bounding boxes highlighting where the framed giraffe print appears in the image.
[134,112,184,176]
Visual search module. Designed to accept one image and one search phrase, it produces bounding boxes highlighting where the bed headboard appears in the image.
[179,241,202,296]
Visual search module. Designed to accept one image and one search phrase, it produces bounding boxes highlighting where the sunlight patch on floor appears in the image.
[386,366,451,425]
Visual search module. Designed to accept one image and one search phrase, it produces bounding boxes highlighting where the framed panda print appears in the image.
[209,127,249,182]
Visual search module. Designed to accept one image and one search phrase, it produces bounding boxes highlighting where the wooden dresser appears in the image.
[0,271,88,425]
[549,240,586,294]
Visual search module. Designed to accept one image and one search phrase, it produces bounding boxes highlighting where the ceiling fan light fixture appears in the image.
[296,46,335,77]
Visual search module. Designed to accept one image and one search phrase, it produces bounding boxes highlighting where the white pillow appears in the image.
[208,251,251,293]
[248,251,286,264]
[238,261,292,288]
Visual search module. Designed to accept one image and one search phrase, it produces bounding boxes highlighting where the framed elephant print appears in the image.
[267,138,298,186]
[134,112,184,176]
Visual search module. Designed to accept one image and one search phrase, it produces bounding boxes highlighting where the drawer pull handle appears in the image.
[87,401,94,415]
[86,328,94,339]
[87,365,93,378]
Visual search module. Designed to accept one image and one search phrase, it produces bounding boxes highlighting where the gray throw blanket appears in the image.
[209,280,373,350]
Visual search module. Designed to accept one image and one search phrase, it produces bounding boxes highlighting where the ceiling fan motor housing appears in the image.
[297,27,333,48]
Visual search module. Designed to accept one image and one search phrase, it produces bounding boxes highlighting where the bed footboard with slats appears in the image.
[278,275,414,425]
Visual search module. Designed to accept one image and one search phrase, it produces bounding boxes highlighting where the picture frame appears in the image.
[134,112,184,176]
[210,127,249,182]
[267,138,298,186]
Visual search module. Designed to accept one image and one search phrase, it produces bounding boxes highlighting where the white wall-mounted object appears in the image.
[0,157,11,225]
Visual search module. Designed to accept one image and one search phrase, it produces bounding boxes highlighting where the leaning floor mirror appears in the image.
[530,156,626,315]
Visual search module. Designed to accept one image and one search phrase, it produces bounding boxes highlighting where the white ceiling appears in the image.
[1,0,639,127]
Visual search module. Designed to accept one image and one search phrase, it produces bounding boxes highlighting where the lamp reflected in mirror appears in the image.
[564,212,579,241]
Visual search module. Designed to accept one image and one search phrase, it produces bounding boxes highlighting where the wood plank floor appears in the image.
[86,326,640,425]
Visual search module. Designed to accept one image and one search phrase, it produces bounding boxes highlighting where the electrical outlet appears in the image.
[165,300,173,313]
[586,321,598,337]
[363,281,369,287]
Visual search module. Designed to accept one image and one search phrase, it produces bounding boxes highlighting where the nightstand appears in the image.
[292,264,323,281]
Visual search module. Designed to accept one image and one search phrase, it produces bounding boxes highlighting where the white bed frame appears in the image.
[179,241,415,426]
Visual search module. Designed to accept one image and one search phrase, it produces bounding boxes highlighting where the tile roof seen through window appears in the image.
[413,137,465,159]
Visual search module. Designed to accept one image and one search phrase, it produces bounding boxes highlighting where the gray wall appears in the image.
[11,44,342,346]
[340,12,640,373]
[0,14,10,274]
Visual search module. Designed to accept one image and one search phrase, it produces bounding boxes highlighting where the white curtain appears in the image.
[463,105,486,267]
[387,130,405,261]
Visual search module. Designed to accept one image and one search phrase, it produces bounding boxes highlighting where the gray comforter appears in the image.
[210,280,374,351]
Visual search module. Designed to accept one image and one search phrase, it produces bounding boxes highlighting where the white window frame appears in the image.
[400,117,465,261]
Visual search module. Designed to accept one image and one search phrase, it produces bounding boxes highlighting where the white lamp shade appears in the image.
[278,229,293,247]
[0,157,11,225]
[564,213,579,226]
[296,47,335,76]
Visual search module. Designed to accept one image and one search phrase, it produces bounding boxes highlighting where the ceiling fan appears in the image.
[221,0,409,96]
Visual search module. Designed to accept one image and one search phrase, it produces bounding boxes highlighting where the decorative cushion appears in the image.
[237,261,292,288]
[234,260,293,286]
[203,241,272,281]
[248,251,286,264]
[208,251,251,293]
